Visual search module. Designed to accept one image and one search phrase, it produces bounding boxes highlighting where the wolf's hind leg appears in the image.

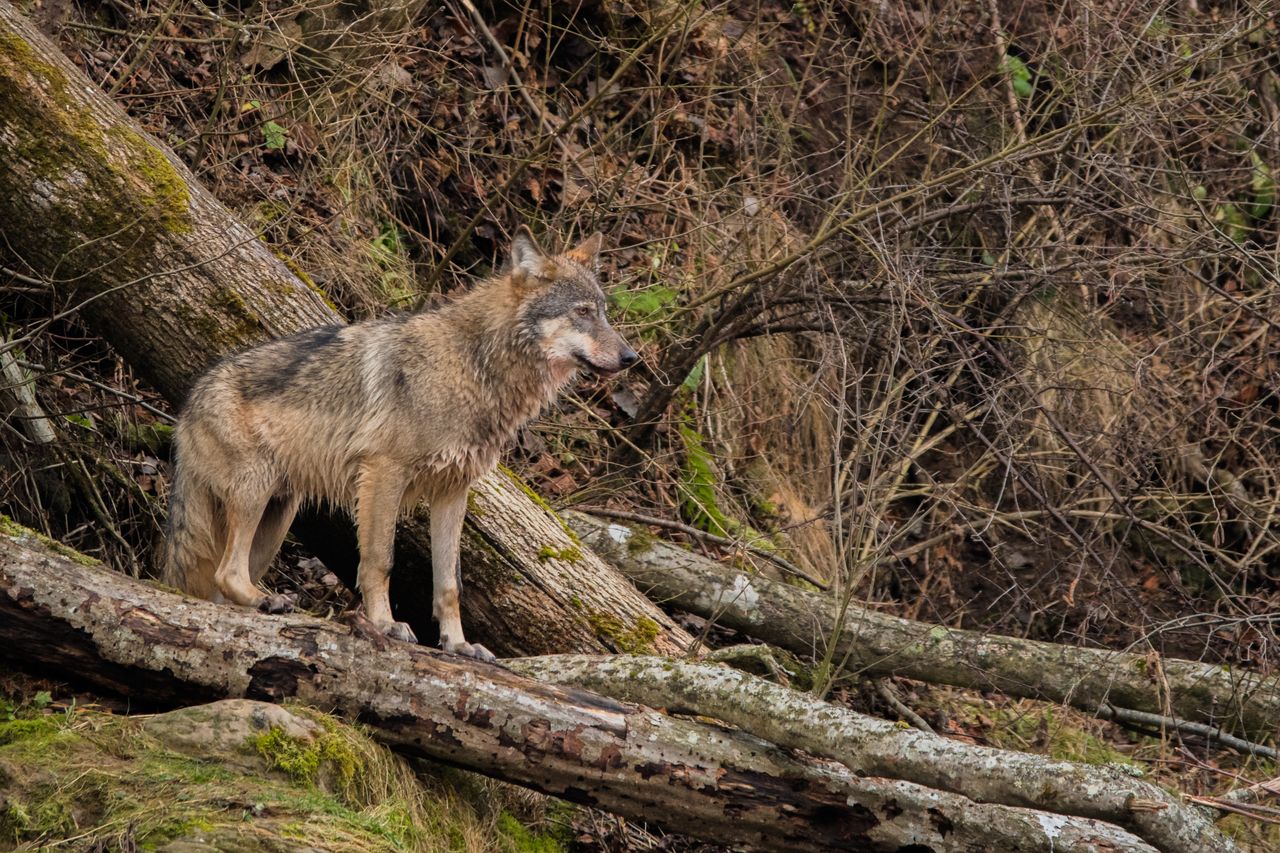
[431,485,494,662]
[214,493,291,613]
[249,495,301,584]
[355,458,414,642]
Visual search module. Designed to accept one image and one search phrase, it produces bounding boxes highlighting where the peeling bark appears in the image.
[0,1,689,658]
[0,530,1161,852]
[511,655,1235,853]
[570,512,1280,736]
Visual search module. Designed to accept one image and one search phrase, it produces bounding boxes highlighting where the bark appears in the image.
[511,655,1235,853]
[570,512,1280,736]
[0,529,1161,853]
[0,0,689,658]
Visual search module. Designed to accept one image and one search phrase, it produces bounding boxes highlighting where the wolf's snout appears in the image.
[619,348,639,369]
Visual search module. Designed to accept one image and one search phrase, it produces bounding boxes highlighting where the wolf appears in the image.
[163,227,637,661]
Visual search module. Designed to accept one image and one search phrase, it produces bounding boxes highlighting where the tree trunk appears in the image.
[570,512,1280,736]
[0,0,689,658]
[0,527,1168,853]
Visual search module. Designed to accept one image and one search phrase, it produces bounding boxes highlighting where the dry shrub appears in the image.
[3,0,1279,671]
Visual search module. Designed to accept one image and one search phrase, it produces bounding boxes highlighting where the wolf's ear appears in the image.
[563,232,604,268]
[511,225,550,280]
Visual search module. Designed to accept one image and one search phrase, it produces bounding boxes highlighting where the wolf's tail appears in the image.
[162,460,221,598]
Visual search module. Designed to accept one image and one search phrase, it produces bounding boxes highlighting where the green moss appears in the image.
[206,286,266,344]
[28,794,74,838]
[0,695,547,851]
[273,249,341,313]
[0,28,194,285]
[536,544,583,563]
[107,126,192,234]
[170,298,260,353]
[0,31,69,97]
[0,801,31,842]
[623,523,658,556]
[677,419,733,537]
[0,716,62,747]
[673,411,778,552]
[0,514,100,566]
[120,421,174,455]
[252,199,290,228]
[466,489,487,517]
[496,810,569,853]
[953,701,1140,769]
[587,612,660,654]
[498,464,581,546]
[251,720,361,798]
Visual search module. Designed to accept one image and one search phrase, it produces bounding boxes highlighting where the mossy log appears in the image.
[0,1,689,658]
[0,529,1169,853]
[0,697,496,850]
[570,512,1280,737]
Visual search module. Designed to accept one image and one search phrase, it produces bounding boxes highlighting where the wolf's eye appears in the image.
[574,305,593,318]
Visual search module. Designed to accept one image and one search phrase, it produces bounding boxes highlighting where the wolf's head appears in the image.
[510,226,638,380]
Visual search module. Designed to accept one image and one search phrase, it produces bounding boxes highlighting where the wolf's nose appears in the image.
[619,349,639,369]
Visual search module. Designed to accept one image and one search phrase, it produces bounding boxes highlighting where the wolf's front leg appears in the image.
[354,458,416,643]
[431,486,495,662]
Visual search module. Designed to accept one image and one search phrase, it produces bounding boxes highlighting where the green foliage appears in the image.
[368,220,406,266]
[680,354,707,393]
[1002,53,1033,98]
[677,419,734,538]
[62,412,94,430]
[263,120,287,150]
[1215,202,1249,243]
[610,285,680,322]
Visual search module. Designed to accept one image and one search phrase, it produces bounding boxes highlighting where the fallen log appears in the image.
[0,526,1169,852]
[0,0,689,658]
[511,655,1234,853]
[570,512,1280,736]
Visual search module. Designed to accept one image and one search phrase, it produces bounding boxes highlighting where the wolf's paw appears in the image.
[381,621,418,644]
[257,593,296,614]
[443,640,496,663]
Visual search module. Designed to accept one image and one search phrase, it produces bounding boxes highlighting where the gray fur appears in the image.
[163,229,635,660]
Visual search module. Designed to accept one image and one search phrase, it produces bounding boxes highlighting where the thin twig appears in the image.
[18,362,175,424]
[1097,704,1279,761]
[455,0,574,160]
[875,679,936,734]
